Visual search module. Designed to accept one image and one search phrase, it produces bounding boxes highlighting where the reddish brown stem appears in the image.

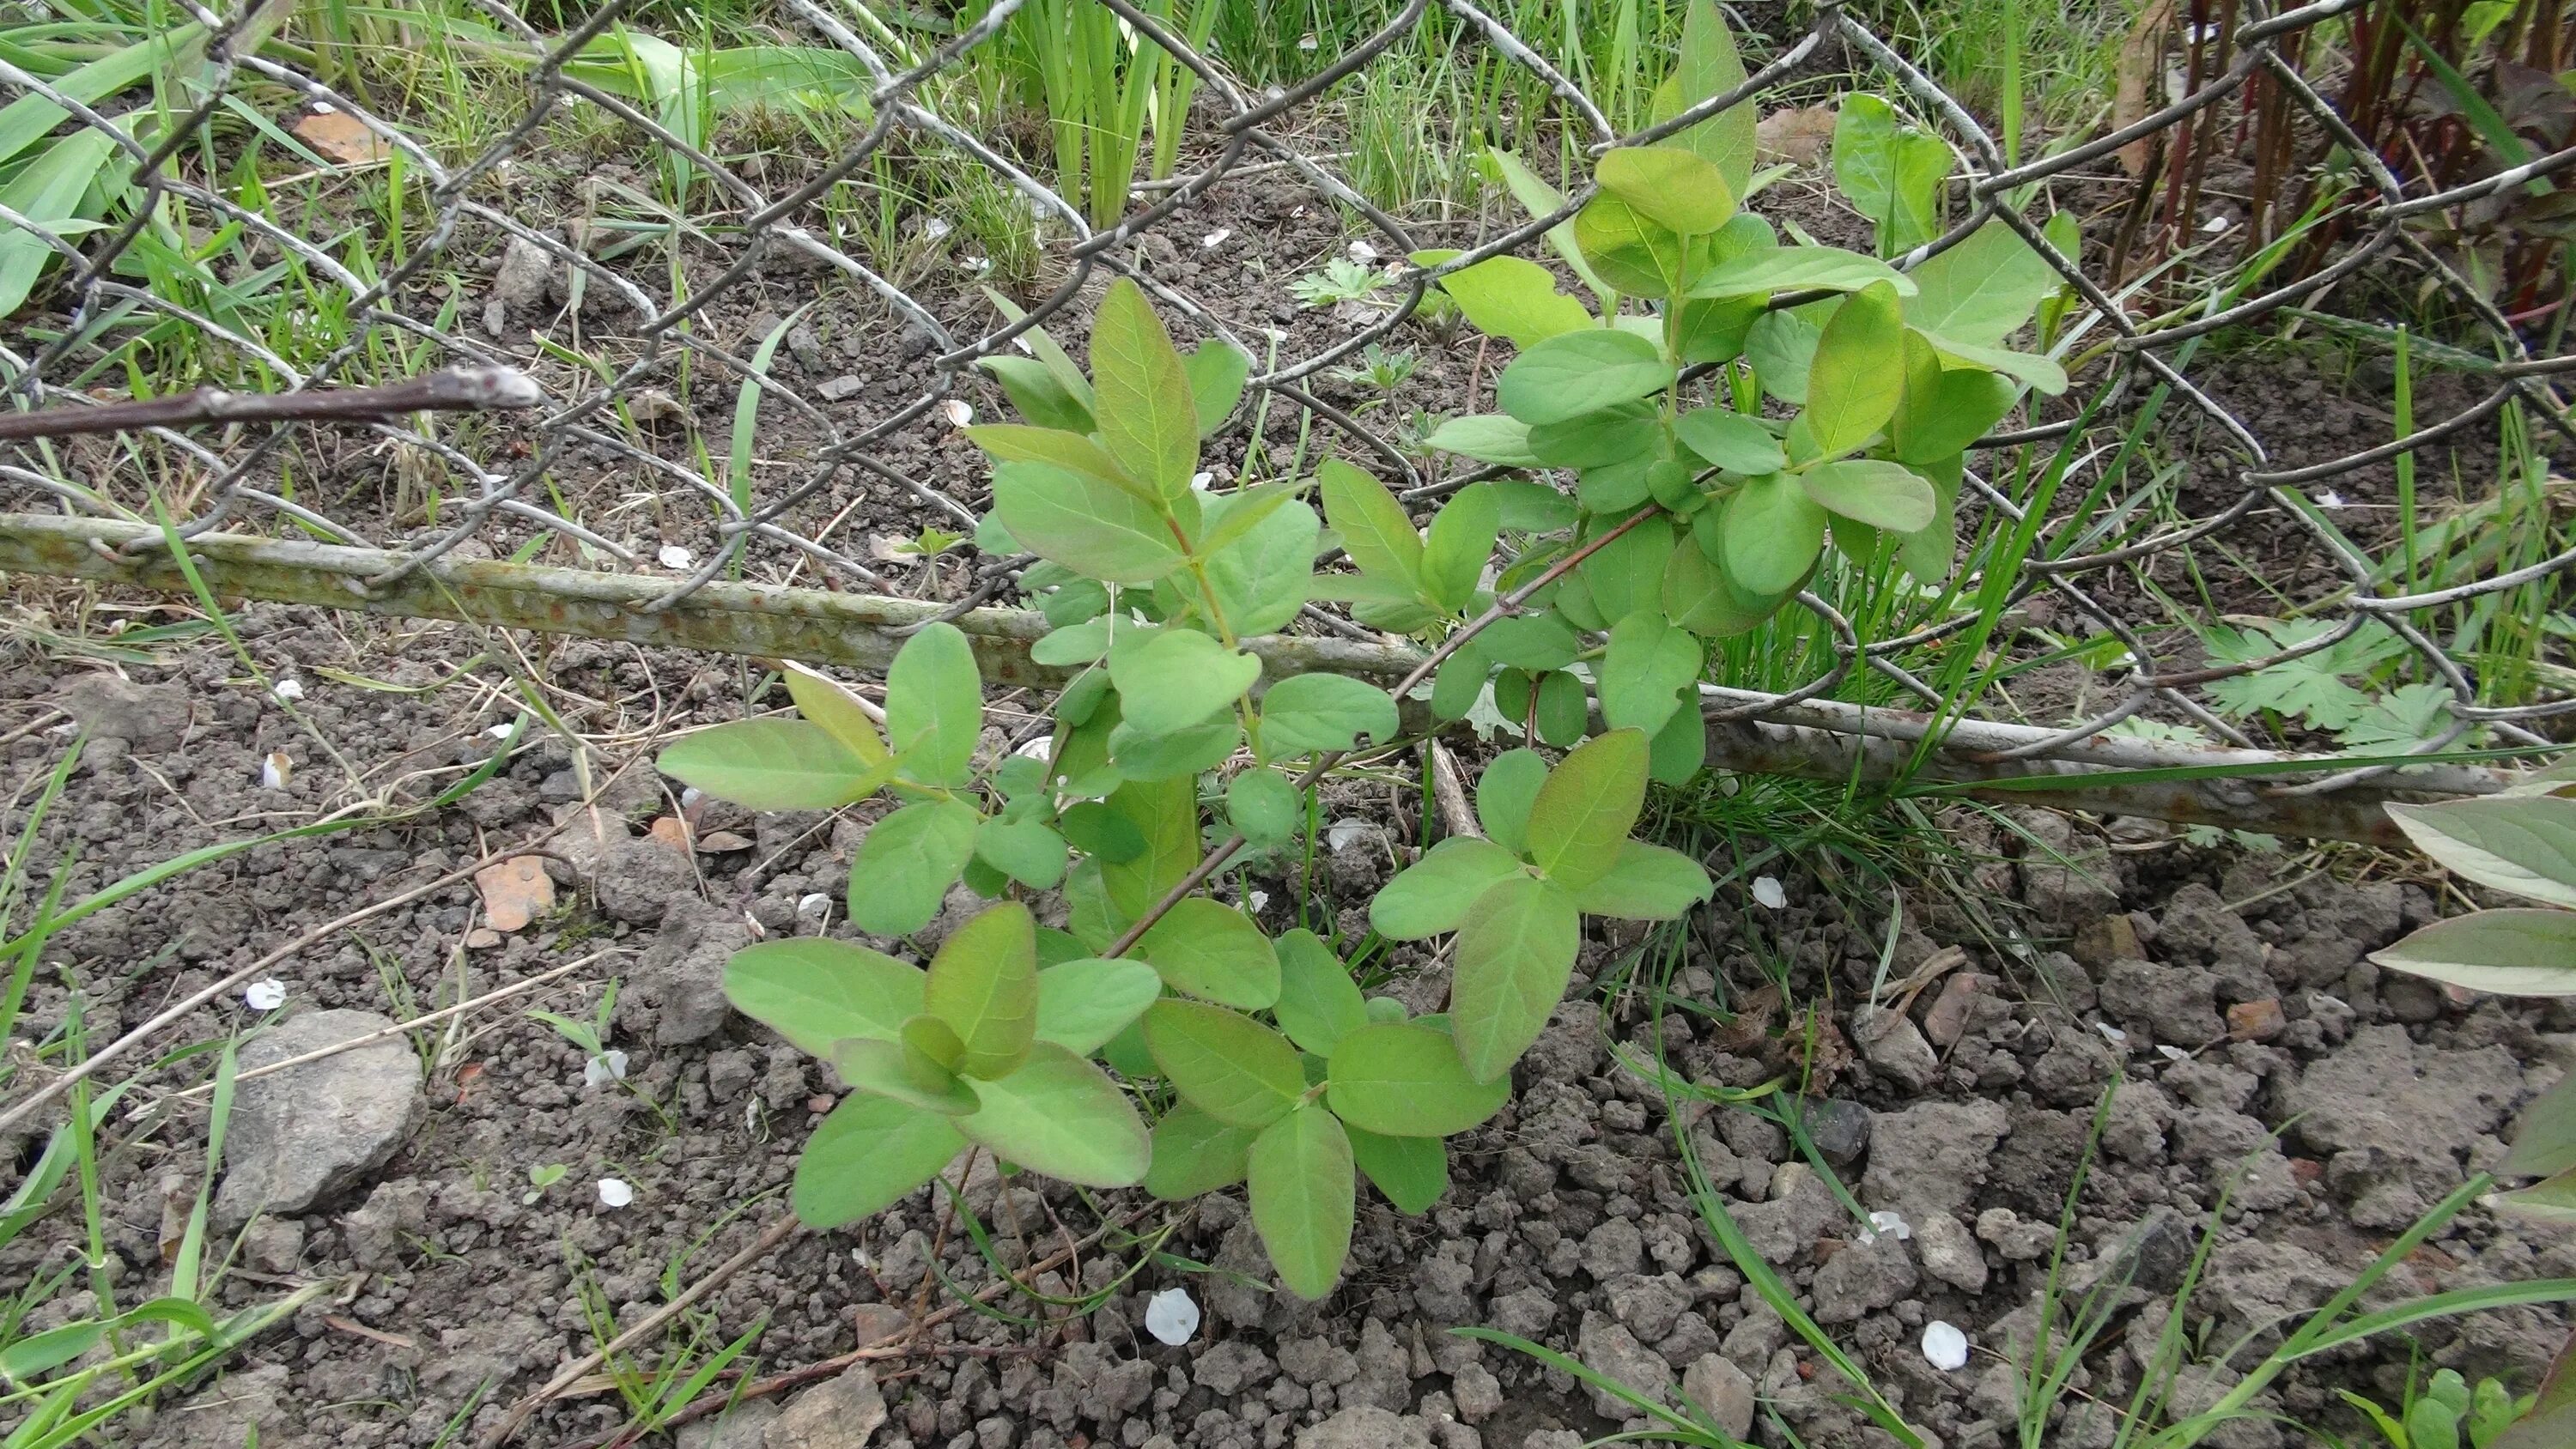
[0,367,541,441]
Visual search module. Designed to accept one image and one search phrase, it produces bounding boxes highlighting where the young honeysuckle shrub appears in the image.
[657,4,2137,1299]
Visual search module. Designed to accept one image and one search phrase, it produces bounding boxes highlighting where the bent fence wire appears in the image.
[0,0,2569,840]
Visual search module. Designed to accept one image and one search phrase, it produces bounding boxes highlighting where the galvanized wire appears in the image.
[1,0,2570,793]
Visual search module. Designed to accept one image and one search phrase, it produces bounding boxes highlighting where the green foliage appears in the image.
[2343,1368,2533,1449]
[2373,773,2576,1226]
[648,3,2081,1303]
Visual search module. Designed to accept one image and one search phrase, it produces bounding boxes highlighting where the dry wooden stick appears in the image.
[0,367,542,441]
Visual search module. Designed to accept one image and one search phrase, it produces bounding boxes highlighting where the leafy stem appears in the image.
[1099,504,1666,959]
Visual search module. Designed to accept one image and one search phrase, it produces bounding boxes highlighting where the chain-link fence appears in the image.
[0,0,2568,839]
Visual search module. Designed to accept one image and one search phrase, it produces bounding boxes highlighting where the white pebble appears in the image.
[2095,1022,2128,1045]
[2157,1044,2191,1061]
[258,752,292,791]
[486,722,515,739]
[1012,735,1054,761]
[584,1049,630,1088]
[796,892,833,920]
[1866,1210,1911,1242]
[597,1178,635,1209]
[939,398,974,427]
[1923,1320,1970,1371]
[1200,229,1231,250]
[658,544,695,570]
[1327,818,1373,852]
[1248,890,1269,914]
[921,216,952,241]
[244,979,288,1011]
[1144,1287,1200,1345]
[1346,239,1379,264]
[680,786,704,808]
[270,678,305,702]
[1752,876,1788,910]
[2318,489,2347,509]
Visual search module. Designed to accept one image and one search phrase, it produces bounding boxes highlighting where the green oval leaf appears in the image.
[1249,1103,1355,1300]
[1426,414,1543,467]
[1527,729,1650,890]
[2387,796,2576,911]
[1675,406,1786,475]
[2368,910,2576,996]
[1274,928,1369,1058]
[975,815,1069,890]
[1421,252,1595,348]
[833,1034,980,1114]
[659,718,887,811]
[1091,276,1200,503]
[1145,1102,1258,1200]
[956,1041,1150,1187]
[1327,1022,1512,1137]
[1719,471,1826,596]
[1370,835,1527,940]
[791,1093,967,1228]
[1596,145,1737,236]
[1320,458,1425,601]
[1422,483,1502,616]
[1108,627,1263,737]
[1686,246,1914,300]
[1346,1125,1449,1216]
[1035,957,1164,1056]
[1142,997,1306,1128]
[1449,874,1583,1083]
[725,938,925,1057]
[1139,897,1282,1009]
[1497,328,1676,426]
[1799,458,1935,532]
[923,900,1039,1079]
[1259,674,1400,756]
[1478,749,1549,855]
[1599,611,1704,736]
[1571,841,1716,920]
[781,661,890,767]
[1803,280,1905,458]
[992,460,1188,585]
[1228,769,1303,846]
[848,799,981,937]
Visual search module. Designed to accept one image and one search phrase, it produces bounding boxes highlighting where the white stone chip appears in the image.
[585,1049,630,1087]
[1752,876,1788,910]
[1145,1287,1200,1345]
[271,678,305,702]
[597,1177,635,1209]
[1923,1320,1970,1372]
[658,544,695,570]
[244,979,288,1011]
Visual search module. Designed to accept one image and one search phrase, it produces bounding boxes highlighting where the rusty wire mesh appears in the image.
[2,0,2572,796]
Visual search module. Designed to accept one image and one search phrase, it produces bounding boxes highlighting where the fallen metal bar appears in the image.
[0,512,2519,845]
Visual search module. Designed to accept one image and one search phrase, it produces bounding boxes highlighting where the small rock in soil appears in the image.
[1732,1162,1840,1265]
[628,901,744,1044]
[215,1009,422,1228]
[1810,1233,1917,1323]
[342,1177,430,1271]
[677,1398,779,1449]
[2069,912,2142,971]
[1800,1097,1872,1167]
[2098,956,2225,1044]
[1297,1406,1432,1449]
[2227,997,2285,1041]
[2157,882,2268,981]
[1915,1210,1989,1294]
[1680,1354,1757,1440]
[1861,1099,2009,1221]
[55,674,190,745]
[1856,1003,1939,1089]
[1450,1361,1503,1423]
[163,1362,292,1448]
[2287,1024,2522,1226]
[2014,809,2119,921]
[1577,1309,1674,1418]
[765,1365,885,1449]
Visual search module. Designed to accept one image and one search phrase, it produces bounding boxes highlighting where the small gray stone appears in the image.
[1055,1341,1152,1422]
[341,1177,430,1271]
[2158,883,2266,979]
[1798,1098,1872,1167]
[1603,1273,1688,1342]
[1576,1310,1673,1419]
[1861,1100,2010,1222]
[1191,1342,1274,1397]
[56,674,190,746]
[765,1366,886,1449]
[216,1009,422,1228]
[1450,1362,1503,1423]
[162,1364,292,1449]
[2098,957,2225,1045]
[1580,1216,1646,1281]
[1855,1005,1938,1090]
[1730,1163,1839,1266]
[2015,809,2119,923]
[1279,1337,1359,1387]
[677,1398,780,1449]
[1297,1407,1432,1449]
[817,374,865,402]
[1915,1210,1988,1294]
[1680,1355,1756,1440]
[1487,1286,1556,1339]
[1809,1235,1917,1325]
[489,235,556,309]
[629,902,744,1045]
